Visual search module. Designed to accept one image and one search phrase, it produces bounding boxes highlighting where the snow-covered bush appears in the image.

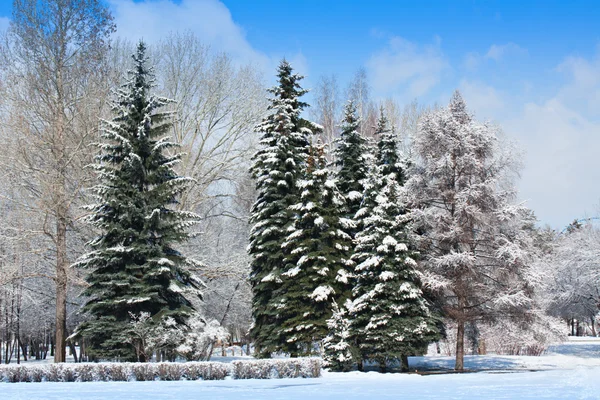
[479,317,566,356]
[75,365,95,382]
[176,317,229,361]
[182,362,230,380]
[5,366,28,383]
[95,364,112,381]
[0,359,322,383]
[109,364,129,381]
[46,365,64,382]
[231,358,322,379]
[30,366,44,382]
[131,364,156,381]
[158,363,183,381]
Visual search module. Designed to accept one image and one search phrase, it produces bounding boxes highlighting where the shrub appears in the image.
[0,358,322,383]
[131,364,156,381]
[29,366,44,383]
[95,364,112,381]
[231,358,322,379]
[109,364,129,381]
[74,365,95,382]
[47,365,63,382]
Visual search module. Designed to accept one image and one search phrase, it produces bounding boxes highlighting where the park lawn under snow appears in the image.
[4,339,600,400]
[3,368,600,400]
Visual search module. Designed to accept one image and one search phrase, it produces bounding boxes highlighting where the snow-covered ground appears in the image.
[3,338,600,400]
[3,367,600,400]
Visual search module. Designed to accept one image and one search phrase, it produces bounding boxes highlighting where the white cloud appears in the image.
[456,46,600,228]
[506,98,600,228]
[366,36,448,98]
[109,0,270,69]
[485,42,527,62]
[286,52,309,78]
[463,42,527,70]
[458,80,505,119]
[464,52,481,70]
[0,16,9,33]
[555,53,600,114]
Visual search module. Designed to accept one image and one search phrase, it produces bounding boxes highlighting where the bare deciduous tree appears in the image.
[311,74,341,148]
[0,0,114,363]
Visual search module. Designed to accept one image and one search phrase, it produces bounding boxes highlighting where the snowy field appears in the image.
[3,338,600,400]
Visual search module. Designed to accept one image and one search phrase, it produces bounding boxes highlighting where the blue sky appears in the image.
[1,0,599,228]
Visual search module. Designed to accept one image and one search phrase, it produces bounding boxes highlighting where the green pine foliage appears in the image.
[333,100,371,228]
[323,302,354,372]
[248,60,320,357]
[76,42,203,362]
[277,143,354,355]
[349,110,440,372]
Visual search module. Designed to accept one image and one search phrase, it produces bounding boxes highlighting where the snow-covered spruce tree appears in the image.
[323,302,354,372]
[76,42,203,362]
[407,91,535,371]
[349,110,440,373]
[248,60,320,357]
[277,142,354,355]
[333,100,371,232]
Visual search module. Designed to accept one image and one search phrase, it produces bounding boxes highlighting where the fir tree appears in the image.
[333,100,371,230]
[277,143,354,355]
[76,42,202,361]
[323,302,354,372]
[349,111,439,372]
[248,60,320,356]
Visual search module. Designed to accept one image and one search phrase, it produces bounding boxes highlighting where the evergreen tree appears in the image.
[349,111,439,372]
[76,42,202,361]
[333,100,371,229]
[278,143,354,354]
[248,60,320,356]
[323,302,354,372]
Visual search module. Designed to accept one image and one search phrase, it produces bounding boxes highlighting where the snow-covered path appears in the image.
[3,367,600,400]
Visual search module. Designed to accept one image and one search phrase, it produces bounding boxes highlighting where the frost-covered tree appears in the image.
[541,222,600,334]
[76,42,203,362]
[278,143,354,355]
[350,111,439,372]
[248,60,320,356]
[323,302,354,372]
[407,91,535,371]
[177,316,230,361]
[333,100,371,229]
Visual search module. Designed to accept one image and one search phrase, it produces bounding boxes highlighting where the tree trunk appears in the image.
[455,320,465,371]
[400,355,409,372]
[54,214,68,363]
[19,339,27,362]
[68,340,78,363]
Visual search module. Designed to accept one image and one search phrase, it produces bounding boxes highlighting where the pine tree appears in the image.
[76,42,202,361]
[248,60,320,356]
[323,302,354,372]
[277,143,354,355]
[349,110,439,372]
[333,100,371,230]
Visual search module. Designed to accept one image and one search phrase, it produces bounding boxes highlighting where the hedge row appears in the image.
[231,358,322,379]
[0,358,322,383]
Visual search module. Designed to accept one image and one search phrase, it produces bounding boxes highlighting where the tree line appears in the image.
[0,0,594,369]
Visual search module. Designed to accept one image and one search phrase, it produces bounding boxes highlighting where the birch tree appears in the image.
[0,0,115,362]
